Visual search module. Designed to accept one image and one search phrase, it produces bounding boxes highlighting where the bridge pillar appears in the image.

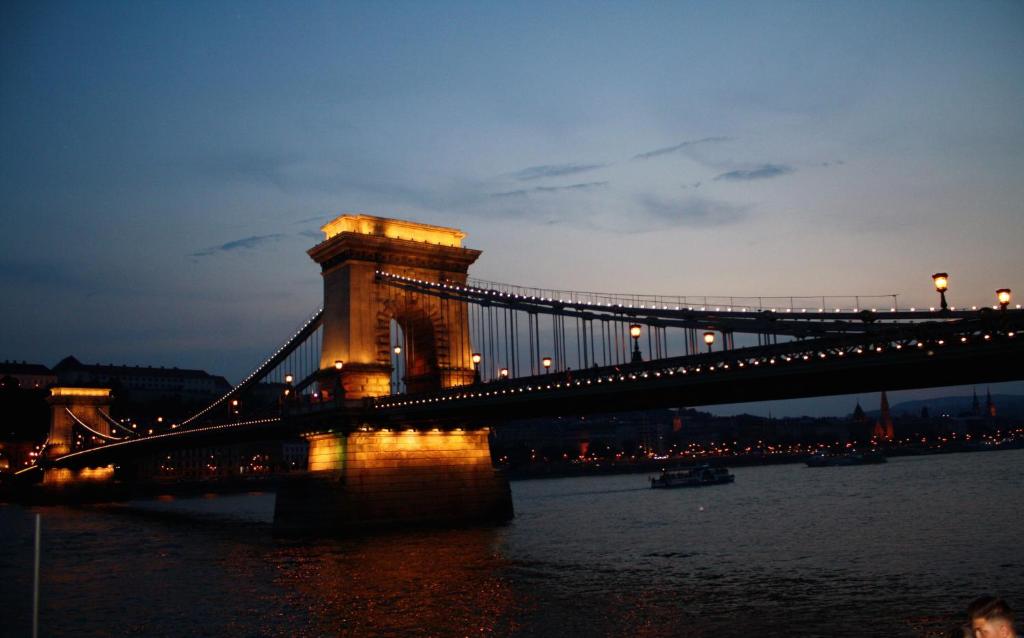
[308,214,481,398]
[273,427,512,534]
[43,387,115,485]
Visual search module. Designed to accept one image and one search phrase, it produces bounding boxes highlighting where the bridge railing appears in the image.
[468,277,901,313]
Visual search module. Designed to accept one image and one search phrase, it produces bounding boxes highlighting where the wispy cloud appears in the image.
[638,196,748,227]
[491,181,609,198]
[633,137,732,160]
[509,163,606,181]
[713,164,794,181]
[191,234,286,258]
[0,258,93,290]
[293,215,331,225]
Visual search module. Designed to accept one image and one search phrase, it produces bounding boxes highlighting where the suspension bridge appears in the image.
[21,214,1023,532]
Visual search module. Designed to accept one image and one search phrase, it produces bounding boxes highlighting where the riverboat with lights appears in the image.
[805,450,887,467]
[650,464,735,489]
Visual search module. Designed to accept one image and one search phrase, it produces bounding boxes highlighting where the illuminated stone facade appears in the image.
[43,387,114,484]
[308,214,481,398]
[275,428,512,533]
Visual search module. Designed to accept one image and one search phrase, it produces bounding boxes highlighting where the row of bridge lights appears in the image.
[182,309,323,428]
[383,270,1018,313]
[375,328,1015,410]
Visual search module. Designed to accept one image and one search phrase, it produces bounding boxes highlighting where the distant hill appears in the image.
[864,394,1024,419]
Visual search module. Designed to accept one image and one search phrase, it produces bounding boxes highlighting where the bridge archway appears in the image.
[308,214,480,398]
[385,303,443,395]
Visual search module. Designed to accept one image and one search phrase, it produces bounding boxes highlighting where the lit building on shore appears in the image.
[52,355,231,402]
[0,360,57,389]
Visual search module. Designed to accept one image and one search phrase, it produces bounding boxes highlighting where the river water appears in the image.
[1,449,1021,637]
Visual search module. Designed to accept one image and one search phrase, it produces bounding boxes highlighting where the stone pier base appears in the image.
[43,465,115,485]
[273,428,513,535]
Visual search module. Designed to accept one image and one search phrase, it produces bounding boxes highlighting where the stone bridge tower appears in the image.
[275,214,513,534]
[43,387,115,484]
[308,214,480,398]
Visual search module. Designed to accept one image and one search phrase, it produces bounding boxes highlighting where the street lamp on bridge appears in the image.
[542,356,552,373]
[997,288,1012,310]
[629,324,643,363]
[703,331,716,353]
[392,345,402,394]
[333,360,344,403]
[499,367,509,379]
[282,373,294,408]
[472,352,482,383]
[932,273,949,311]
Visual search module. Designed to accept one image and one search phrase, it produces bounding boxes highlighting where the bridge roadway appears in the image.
[46,312,1023,470]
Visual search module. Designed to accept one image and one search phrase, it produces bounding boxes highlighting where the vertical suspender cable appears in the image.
[504,306,511,375]
[528,313,535,375]
[576,315,583,369]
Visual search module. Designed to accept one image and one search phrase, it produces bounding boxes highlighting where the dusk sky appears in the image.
[2,1,1021,415]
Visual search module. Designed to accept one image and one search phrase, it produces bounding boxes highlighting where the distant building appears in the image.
[52,356,230,402]
[852,401,866,422]
[0,360,57,389]
[873,391,895,440]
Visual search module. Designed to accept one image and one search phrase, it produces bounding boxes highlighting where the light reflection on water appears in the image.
[1,449,1021,637]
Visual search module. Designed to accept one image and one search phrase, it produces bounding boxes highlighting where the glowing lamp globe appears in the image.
[997,288,1011,308]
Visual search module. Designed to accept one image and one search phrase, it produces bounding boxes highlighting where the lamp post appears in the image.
[392,345,402,394]
[472,352,482,383]
[499,367,509,380]
[932,273,949,311]
[703,331,716,353]
[230,398,240,421]
[629,324,643,363]
[542,356,552,374]
[997,288,1012,310]
[333,360,344,404]
[282,373,294,411]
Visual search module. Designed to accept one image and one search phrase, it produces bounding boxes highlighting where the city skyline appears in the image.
[2,2,1022,415]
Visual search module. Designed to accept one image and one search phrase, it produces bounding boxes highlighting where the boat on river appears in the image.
[805,450,887,467]
[650,464,735,489]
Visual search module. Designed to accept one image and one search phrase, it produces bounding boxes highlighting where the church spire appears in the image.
[873,391,894,440]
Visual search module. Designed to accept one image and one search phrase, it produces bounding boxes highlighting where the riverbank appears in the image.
[500,438,1024,481]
